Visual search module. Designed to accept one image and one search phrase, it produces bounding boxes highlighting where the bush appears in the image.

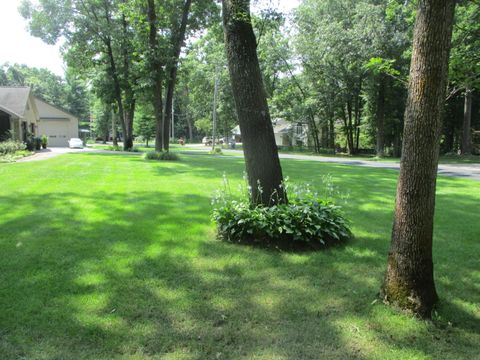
[212,176,351,250]
[34,137,42,150]
[106,145,122,151]
[0,140,26,155]
[143,151,180,161]
[209,147,223,155]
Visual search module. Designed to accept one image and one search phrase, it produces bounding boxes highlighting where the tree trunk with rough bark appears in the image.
[382,0,456,319]
[223,0,286,206]
[163,0,192,151]
[121,13,135,150]
[112,110,118,146]
[376,77,386,157]
[105,37,127,148]
[147,0,164,152]
[461,87,472,155]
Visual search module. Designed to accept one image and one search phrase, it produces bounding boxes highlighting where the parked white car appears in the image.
[68,138,83,148]
[202,136,213,146]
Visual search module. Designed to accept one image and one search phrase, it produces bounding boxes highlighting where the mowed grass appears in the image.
[0,152,478,359]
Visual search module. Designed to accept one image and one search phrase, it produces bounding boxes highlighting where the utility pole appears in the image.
[212,66,219,151]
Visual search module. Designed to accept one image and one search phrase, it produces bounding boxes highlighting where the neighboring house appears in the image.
[273,119,308,147]
[0,87,39,142]
[0,86,79,147]
[35,98,79,147]
[231,125,242,143]
[231,119,307,147]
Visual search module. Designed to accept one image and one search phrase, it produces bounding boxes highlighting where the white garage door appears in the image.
[39,120,70,147]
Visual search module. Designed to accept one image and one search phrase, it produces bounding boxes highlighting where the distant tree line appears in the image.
[0,63,90,123]
[18,0,479,155]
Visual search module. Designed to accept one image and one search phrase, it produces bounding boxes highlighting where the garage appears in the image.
[35,98,79,147]
[39,119,71,147]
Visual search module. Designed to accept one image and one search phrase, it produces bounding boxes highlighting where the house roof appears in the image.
[0,87,32,118]
[273,121,292,134]
[34,97,79,121]
[232,119,299,135]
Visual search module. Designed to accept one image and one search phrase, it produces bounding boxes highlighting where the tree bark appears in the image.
[353,79,362,153]
[147,0,164,152]
[112,109,118,146]
[376,76,386,157]
[163,0,193,151]
[382,0,456,319]
[223,0,286,206]
[121,13,135,150]
[344,101,355,154]
[105,37,127,147]
[460,87,472,155]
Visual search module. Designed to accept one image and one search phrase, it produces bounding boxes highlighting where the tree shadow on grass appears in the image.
[0,190,369,359]
[0,155,478,359]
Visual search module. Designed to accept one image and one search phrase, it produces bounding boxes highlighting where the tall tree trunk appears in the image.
[124,99,135,149]
[105,37,127,147]
[328,109,335,151]
[186,114,193,143]
[147,0,164,152]
[393,125,402,157]
[461,87,472,155]
[376,77,386,157]
[121,13,135,150]
[382,0,456,319]
[353,78,363,153]
[307,113,320,152]
[223,0,286,206]
[163,0,193,151]
[345,101,355,155]
[112,109,118,146]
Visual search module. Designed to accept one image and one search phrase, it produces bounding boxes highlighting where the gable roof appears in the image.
[34,97,78,121]
[0,87,32,118]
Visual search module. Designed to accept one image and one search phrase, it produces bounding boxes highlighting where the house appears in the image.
[231,125,242,143]
[0,87,39,142]
[35,98,79,147]
[0,87,79,147]
[231,119,308,147]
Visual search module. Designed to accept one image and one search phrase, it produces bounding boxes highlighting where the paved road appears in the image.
[223,150,480,181]
[16,145,480,181]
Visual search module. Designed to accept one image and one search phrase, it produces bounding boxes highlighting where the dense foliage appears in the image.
[0,140,26,155]
[16,0,479,155]
[143,150,180,161]
[212,177,351,250]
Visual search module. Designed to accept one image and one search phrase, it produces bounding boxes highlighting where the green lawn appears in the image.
[0,153,478,359]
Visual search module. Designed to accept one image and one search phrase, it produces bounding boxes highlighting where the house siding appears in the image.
[35,99,79,147]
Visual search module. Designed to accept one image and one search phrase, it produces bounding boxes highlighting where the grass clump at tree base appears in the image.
[143,150,180,161]
[212,176,352,251]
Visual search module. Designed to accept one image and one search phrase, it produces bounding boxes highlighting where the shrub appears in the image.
[106,145,122,151]
[143,151,180,161]
[42,135,48,147]
[34,137,42,150]
[209,147,223,155]
[25,136,35,151]
[212,176,351,250]
[0,140,26,155]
